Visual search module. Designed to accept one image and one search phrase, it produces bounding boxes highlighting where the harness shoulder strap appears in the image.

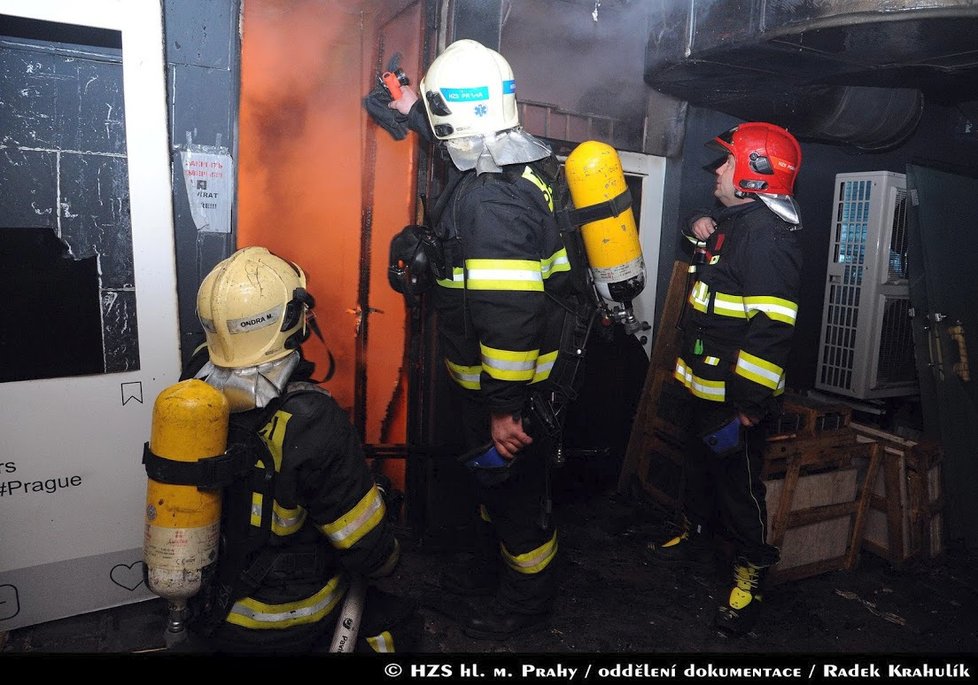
[192,397,283,634]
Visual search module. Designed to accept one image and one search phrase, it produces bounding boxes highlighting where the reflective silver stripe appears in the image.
[734,350,783,390]
[713,292,747,318]
[481,344,537,381]
[465,259,544,292]
[674,358,725,401]
[321,485,386,549]
[690,281,710,311]
[445,359,481,389]
[541,248,570,278]
[531,350,557,383]
[502,532,558,575]
[226,575,345,629]
[367,630,395,653]
[436,267,465,289]
[743,296,798,325]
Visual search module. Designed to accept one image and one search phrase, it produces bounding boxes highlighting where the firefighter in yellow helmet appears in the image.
[178,246,420,653]
[378,40,587,640]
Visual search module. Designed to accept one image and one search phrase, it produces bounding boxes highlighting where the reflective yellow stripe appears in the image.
[465,258,543,292]
[253,413,306,536]
[541,248,571,279]
[367,630,395,653]
[521,165,554,211]
[372,538,401,578]
[735,350,784,390]
[436,266,465,289]
[674,357,725,401]
[250,496,306,535]
[481,343,538,382]
[320,485,386,549]
[704,356,720,366]
[713,292,747,318]
[743,296,798,325]
[690,280,710,312]
[502,531,558,575]
[259,412,288,471]
[445,359,481,389]
[531,349,558,383]
[479,505,492,523]
[226,575,346,629]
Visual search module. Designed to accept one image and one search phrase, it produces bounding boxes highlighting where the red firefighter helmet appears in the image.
[707,122,803,224]
[707,122,801,196]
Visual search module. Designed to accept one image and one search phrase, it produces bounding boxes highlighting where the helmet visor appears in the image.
[706,125,737,156]
[425,90,452,116]
[281,287,314,332]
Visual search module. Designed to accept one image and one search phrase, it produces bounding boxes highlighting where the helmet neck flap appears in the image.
[445,127,552,174]
[195,350,300,413]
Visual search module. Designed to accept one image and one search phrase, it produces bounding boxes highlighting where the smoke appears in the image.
[238,0,367,410]
[501,0,652,141]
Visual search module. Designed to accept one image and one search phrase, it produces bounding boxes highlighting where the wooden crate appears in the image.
[851,422,945,563]
[766,468,858,572]
[762,430,881,584]
[762,426,857,480]
[639,368,690,443]
[635,430,684,511]
[771,392,853,439]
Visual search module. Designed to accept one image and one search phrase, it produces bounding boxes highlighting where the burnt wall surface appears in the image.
[0,18,138,383]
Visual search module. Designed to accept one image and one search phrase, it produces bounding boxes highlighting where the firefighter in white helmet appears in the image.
[379,39,588,641]
[177,246,420,653]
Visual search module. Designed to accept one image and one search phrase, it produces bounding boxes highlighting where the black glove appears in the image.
[363,84,409,140]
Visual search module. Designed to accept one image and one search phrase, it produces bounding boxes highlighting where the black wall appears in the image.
[162,0,241,366]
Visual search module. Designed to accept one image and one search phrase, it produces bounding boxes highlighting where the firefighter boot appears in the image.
[438,554,499,596]
[436,518,500,596]
[715,558,767,635]
[644,520,713,567]
[460,599,551,641]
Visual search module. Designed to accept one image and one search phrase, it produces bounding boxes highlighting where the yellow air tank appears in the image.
[565,140,646,317]
[143,378,228,644]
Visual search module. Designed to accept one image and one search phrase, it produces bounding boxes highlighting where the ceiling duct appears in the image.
[645,0,978,150]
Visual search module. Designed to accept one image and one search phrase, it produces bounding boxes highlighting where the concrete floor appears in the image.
[3,473,978,662]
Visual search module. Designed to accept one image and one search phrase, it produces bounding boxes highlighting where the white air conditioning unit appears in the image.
[815,171,918,400]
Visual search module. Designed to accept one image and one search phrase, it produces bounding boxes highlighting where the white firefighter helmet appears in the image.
[196,246,313,368]
[419,39,519,140]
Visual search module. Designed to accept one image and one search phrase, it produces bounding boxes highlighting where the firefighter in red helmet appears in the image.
[645,122,804,636]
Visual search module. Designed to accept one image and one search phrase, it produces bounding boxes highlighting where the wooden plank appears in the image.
[618,260,689,494]
[770,556,849,585]
[845,441,882,570]
[764,436,880,582]
[851,422,946,562]
[882,447,906,560]
[781,394,852,435]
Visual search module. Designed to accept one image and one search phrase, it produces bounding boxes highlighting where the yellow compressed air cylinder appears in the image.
[144,379,228,602]
[565,140,646,305]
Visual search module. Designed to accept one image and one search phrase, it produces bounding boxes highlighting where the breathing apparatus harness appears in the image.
[389,154,635,473]
[143,358,340,638]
